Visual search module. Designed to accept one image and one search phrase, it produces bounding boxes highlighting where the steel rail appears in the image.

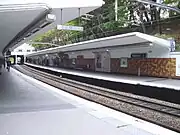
[14,64,180,133]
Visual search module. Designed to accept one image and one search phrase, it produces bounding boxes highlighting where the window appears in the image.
[27,50,31,52]
[131,53,147,59]
[18,49,22,52]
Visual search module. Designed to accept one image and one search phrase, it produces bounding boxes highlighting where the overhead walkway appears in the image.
[0,67,178,135]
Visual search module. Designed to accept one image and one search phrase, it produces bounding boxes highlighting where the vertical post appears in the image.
[15,55,17,65]
[115,0,118,21]
[78,8,81,26]
[138,67,141,76]
[78,8,81,42]
[60,9,63,25]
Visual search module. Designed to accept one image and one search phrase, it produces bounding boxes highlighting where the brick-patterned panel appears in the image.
[111,58,120,72]
[72,58,177,78]
[169,58,176,77]
[138,59,148,76]
[147,58,175,78]
[111,58,139,75]
[111,58,176,78]
[83,59,95,70]
[76,58,95,70]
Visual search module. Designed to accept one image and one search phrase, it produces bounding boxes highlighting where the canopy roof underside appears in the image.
[0,0,104,57]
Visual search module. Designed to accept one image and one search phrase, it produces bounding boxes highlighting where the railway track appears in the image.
[14,65,180,133]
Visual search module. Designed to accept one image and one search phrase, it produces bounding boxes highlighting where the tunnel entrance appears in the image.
[17,55,24,65]
[5,55,24,65]
[8,55,15,65]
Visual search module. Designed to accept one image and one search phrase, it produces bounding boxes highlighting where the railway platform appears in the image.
[25,63,180,90]
[0,67,179,135]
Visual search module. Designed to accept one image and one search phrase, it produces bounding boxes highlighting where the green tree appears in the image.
[31,0,180,50]
[32,19,80,49]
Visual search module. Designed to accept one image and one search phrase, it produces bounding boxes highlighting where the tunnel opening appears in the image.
[7,55,15,65]
[17,55,24,65]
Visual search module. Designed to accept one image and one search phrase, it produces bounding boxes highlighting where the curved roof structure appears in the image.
[0,0,104,57]
[27,32,171,56]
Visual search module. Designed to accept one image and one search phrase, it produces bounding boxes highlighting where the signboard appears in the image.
[168,38,176,52]
[120,58,128,68]
[131,53,147,58]
[57,25,83,31]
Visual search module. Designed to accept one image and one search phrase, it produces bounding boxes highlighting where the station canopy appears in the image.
[0,0,104,57]
[27,32,171,56]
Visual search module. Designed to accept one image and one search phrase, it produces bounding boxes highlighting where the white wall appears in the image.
[170,52,180,58]
[109,44,170,58]
[170,52,180,77]
[66,44,170,59]
[67,50,94,59]
[11,43,35,55]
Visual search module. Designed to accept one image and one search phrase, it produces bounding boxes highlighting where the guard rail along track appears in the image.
[13,65,180,133]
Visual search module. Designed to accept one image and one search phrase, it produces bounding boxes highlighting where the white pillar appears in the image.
[15,55,17,64]
[115,0,118,21]
[24,55,26,63]
[0,66,2,74]
[138,67,141,76]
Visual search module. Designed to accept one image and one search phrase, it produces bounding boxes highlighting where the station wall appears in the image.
[67,44,170,58]
[111,58,176,78]
[28,44,180,79]
[64,45,174,78]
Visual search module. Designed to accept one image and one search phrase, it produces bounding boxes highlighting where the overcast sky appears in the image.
[0,0,104,8]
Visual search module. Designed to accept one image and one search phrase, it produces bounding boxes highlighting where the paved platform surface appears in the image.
[0,67,178,135]
[26,63,180,90]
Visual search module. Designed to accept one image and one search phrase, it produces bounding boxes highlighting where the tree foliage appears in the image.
[32,0,180,50]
